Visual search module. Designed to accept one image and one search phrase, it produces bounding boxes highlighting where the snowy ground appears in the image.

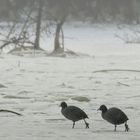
[0,23,140,140]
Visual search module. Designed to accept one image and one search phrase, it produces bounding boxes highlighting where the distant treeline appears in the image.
[0,0,139,24]
[90,0,139,23]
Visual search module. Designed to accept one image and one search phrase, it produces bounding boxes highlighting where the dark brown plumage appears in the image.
[98,105,129,131]
[60,102,89,128]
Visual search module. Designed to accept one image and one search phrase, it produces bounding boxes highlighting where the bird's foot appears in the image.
[125,124,129,132]
[86,123,89,128]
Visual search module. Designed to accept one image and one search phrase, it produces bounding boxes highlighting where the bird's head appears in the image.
[60,102,67,109]
[98,105,108,113]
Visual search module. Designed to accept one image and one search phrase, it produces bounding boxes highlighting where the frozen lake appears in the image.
[0,24,140,139]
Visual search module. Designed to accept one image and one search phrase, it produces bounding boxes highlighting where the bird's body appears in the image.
[61,105,88,121]
[102,107,128,125]
[98,105,129,131]
[60,102,89,128]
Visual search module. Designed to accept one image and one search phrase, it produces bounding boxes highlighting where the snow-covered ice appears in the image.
[0,23,140,140]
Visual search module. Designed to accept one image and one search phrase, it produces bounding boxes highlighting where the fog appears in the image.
[0,1,140,140]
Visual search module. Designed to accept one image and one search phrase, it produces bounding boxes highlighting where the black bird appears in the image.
[98,105,129,132]
[60,102,89,128]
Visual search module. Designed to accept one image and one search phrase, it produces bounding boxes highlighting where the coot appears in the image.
[98,105,129,131]
[60,102,89,128]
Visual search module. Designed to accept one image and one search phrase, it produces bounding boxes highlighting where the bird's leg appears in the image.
[125,122,129,132]
[83,119,89,128]
[72,122,75,128]
[114,125,117,131]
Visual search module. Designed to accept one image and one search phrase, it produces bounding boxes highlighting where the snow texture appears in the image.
[0,23,140,140]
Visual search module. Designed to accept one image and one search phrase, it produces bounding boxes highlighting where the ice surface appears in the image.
[0,23,140,139]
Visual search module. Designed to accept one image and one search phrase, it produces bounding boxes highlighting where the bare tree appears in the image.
[34,0,43,49]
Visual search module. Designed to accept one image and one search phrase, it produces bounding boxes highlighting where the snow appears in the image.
[0,23,140,139]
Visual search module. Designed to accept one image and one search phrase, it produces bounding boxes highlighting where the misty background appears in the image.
[0,0,140,54]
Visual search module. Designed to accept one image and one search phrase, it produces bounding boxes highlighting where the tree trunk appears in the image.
[34,0,43,49]
[123,0,137,24]
[61,27,64,50]
[54,18,65,52]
